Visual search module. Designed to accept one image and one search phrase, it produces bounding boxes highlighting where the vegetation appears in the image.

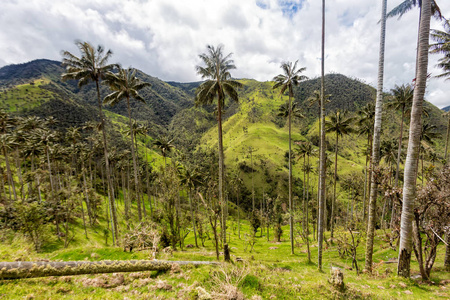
[0,4,449,296]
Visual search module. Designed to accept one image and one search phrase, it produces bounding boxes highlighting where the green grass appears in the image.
[0,214,448,299]
[0,79,54,112]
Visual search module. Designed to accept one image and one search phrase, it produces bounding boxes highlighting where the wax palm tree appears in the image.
[61,41,119,244]
[103,67,151,221]
[154,136,174,166]
[365,0,387,273]
[325,110,354,238]
[398,0,432,278]
[195,44,242,245]
[387,84,414,187]
[273,60,308,255]
[317,0,327,271]
[357,102,375,221]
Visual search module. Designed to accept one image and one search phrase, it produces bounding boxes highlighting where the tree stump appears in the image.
[329,266,345,291]
[224,243,231,262]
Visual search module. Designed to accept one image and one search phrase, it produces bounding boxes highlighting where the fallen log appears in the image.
[0,260,218,280]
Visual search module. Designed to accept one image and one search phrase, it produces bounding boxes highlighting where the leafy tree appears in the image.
[103,67,151,221]
[153,136,174,166]
[195,44,242,246]
[273,60,308,255]
[61,41,119,244]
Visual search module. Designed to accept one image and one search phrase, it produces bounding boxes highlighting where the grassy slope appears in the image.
[0,217,448,299]
[200,79,367,205]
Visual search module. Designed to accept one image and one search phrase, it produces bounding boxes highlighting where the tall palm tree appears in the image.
[273,60,308,255]
[398,0,432,278]
[357,102,375,221]
[325,110,354,238]
[317,0,327,271]
[195,44,242,245]
[61,41,119,244]
[103,67,151,221]
[387,84,414,187]
[365,0,387,273]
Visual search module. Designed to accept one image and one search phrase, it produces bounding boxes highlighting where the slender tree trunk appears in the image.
[317,0,326,270]
[412,212,428,280]
[330,134,338,238]
[365,0,386,273]
[188,188,198,247]
[445,114,450,162]
[395,109,405,187]
[237,188,241,239]
[398,0,431,278]
[95,81,118,244]
[306,154,311,262]
[217,92,226,245]
[363,135,370,221]
[444,232,450,270]
[288,94,294,255]
[81,160,93,226]
[127,98,142,221]
[3,146,17,202]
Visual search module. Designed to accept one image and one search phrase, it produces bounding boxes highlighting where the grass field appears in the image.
[0,212,448,300]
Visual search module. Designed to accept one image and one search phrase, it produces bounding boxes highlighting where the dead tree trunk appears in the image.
[0,260,217,280]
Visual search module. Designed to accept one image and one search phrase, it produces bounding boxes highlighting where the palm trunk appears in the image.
[330,133,338,238]
[398,0,431,278]
[288,93,294,255]
[365,0,386,273]
[95,81,118,245]
[445,115,450,162]
[127,97,142,221]
[395,109,405,187]
[217,92,226,245]
[188,188,198,247]
[362,134,370,221]
[3,146,17,202]
[317,0,326,270]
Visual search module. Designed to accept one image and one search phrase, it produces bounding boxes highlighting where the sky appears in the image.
[0,0,449,108]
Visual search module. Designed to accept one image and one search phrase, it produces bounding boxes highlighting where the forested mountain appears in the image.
[0,59,193,129]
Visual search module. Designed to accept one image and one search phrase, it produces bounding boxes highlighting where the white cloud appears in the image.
[0,0,449,108]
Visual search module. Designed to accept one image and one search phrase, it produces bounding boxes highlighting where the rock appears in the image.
[186,244,194,248]
[403,290,413,295]
[90,253,100,259]
[398,282,407,288]
[411,274,422,280]
[269,247,278,250]
[377,286,385,289]
[390,284,396,289]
